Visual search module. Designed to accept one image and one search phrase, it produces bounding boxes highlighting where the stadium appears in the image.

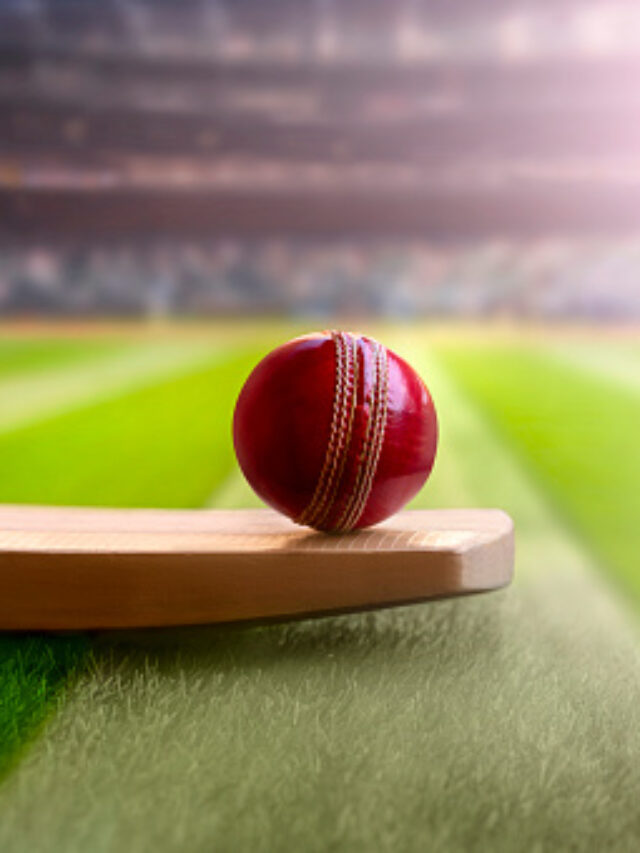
[0,2,639,851]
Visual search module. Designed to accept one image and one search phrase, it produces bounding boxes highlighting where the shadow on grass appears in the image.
[0,634,90,780]
[89,593,507,681]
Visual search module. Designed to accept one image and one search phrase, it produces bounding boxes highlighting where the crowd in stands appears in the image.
[1,3,638,323]
[1,239,637,321]
[3,0,639,64]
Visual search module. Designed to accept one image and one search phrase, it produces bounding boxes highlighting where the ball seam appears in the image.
[334,339,389,531]
[311,332,359,530]
[295,331,355,528]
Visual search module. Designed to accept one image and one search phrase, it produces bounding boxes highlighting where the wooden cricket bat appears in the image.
[0,506,514,630]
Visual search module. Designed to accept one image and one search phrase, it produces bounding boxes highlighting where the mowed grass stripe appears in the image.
[435,343,640,606]
[0,345,263,508]
[1,341,639,852]
[0,344,263,783]
[548,340,640,394]
[0,339,119,381]
[0,339,223,435]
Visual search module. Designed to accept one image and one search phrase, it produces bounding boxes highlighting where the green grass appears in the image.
[0,636,89,778]
[0,338,231,436]
[0,339,118,381]
[435,343,640,605]
[1,333,640,852]
[0,339,264,780]
[0,348,262,508]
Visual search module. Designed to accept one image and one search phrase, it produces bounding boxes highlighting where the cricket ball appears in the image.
[233,331,438,532]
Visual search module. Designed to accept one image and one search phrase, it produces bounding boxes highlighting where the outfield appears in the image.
[0,323,639,851]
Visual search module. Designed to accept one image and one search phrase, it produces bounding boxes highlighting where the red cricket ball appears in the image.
[233,331,438,532]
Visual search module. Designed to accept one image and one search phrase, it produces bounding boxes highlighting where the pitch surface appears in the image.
[0,324,639,851]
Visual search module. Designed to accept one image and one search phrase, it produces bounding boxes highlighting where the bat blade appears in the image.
[0,506,514,630]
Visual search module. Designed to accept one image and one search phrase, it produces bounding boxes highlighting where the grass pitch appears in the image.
[0,324,639,852]
[0,635,89,779]
[0,339,118,381]
[437,342,640,605]
[0,335,264,777]
[0,347,264,508]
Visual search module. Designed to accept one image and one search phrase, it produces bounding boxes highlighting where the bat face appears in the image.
[0,506,513,630]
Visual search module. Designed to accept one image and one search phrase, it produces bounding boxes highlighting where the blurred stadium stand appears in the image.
[1,239,639,319]
[0,0,639,318]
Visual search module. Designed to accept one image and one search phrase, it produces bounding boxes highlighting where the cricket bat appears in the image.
[0,506,514,630]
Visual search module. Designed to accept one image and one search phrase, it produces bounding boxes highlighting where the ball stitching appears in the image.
[335,339,389,531]
[311,332,359,530]
[296,331,355,528]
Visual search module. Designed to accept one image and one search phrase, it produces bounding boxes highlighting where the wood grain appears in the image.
[0,506,514,630]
